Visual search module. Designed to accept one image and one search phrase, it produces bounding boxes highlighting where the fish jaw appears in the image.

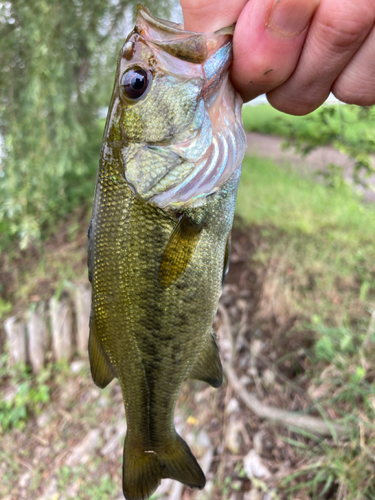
[134,5,234,64]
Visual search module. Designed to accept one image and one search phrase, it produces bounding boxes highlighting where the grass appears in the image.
[235,156,375,499]
[242,103,375,145]
[235,155,375,324]
[273,319,375,499]
[56,464,119,500]
[0,206,90,314]
[242,103,298,137]
[0,357,51,432]
[237,155,375,237]
[242,104,375,188]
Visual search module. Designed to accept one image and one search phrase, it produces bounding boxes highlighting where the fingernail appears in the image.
[267,0,319,38]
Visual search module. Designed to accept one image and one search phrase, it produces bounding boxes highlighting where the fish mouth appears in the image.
[134,5,234,65]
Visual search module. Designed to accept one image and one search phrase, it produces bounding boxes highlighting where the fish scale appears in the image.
[88,5,245,500]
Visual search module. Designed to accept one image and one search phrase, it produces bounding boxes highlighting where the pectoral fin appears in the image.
[188,331,223,388]
[88,316,115,388]
[158,213,203,288]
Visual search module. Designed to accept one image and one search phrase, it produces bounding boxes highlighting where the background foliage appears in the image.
[2,3,375,498]
[0,0,174,250]
[242,104,375,190]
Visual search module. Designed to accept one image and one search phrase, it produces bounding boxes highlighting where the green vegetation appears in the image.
[57,465,119,500]
[237,155,373,235]
[0,358,125,499]
[0,357,51,432]
[0,0,174,251]
[235,156,375,499]
[242,103,298,136]
[242,103,375,144]
[273,320,375,500]
[0,298,12,319]
[242,104,375,188]
[236,155,374,324]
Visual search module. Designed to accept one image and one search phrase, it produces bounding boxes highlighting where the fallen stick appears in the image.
[217,304,348,438]
[224,365,347,437]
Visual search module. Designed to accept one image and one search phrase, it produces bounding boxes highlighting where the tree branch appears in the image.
[217,304,349,438]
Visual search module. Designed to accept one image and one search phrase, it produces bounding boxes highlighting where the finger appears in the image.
[332,24,375,106]
[231,0,320,102]
[180,0,248,33]
[267,0,375,114]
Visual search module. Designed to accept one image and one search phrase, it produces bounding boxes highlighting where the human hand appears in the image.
[180,0,375,114]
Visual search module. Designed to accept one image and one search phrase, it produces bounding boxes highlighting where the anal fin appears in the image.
[188,331,223,388]
[158,213,203,288]
[160,434,206,488]
[88,315,115,388]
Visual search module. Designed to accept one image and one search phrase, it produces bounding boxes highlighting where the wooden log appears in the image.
[27,302,49,373]
[0,325,5,355]
[74,284,91,355]
[50,294,74,362]
[4,317,27,365]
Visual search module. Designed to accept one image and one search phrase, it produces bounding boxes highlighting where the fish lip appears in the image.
[134,4,234,64]
[136,4,235,37]
[136,5,190,35]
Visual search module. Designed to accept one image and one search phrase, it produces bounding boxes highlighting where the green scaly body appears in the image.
[88,6,245,500]
[89,143,240,498]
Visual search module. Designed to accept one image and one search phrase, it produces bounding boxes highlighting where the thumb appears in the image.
[232,0,320,102]
[180,0,248,33]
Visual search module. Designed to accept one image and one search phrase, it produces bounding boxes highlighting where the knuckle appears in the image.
[333,81,375,106]
[268,90,325,116]
[317,11,373,51]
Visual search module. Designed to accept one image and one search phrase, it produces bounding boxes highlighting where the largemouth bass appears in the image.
[88,6,246,500]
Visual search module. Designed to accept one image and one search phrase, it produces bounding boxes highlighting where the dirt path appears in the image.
[246,132,375,202]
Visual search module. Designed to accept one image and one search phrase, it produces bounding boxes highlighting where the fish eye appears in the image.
[120,67,150,100]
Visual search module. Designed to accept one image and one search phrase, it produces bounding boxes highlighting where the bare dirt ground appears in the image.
[246,132,375,202]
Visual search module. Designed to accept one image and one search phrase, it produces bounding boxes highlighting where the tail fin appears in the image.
[160,434,206,488]
[122,434,206,500]
[122,443,162,500]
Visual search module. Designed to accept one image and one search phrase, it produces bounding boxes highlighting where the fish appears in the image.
[87,5,246,500]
